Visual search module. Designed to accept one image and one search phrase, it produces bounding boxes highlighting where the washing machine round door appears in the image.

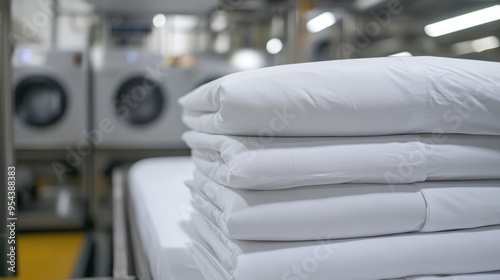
[15,76,67,127]
[114,77,164,125]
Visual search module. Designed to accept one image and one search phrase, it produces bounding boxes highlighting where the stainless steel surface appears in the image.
[0,0,14,276]
[51,0,58,47]
[285,5,298,63]
[112,168,134,280]
[17,210,85,231]
[84,39,96,230]
[94,231,113,277]
[72,234,93,278]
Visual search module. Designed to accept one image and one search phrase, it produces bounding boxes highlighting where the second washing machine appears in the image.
[92,47,188,149]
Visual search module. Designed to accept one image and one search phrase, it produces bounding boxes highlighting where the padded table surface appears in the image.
[128,157,204,280]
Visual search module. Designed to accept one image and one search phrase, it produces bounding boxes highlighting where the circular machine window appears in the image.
[15,76,67,127]
[114,77,165,126]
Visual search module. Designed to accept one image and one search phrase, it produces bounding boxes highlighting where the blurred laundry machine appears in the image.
[91,48,188,149]
[12,47,88,149]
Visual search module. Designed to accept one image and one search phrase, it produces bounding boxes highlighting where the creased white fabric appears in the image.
[183,131,500,189]
[191,213,500,280]
[188,172,500,241]
[179,56,500,137]
[399,272,500,280]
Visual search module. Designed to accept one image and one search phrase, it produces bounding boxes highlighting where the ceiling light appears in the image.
[471,36,500,53]
[153,14,166,28]
[354,0,386,10]
[230,49,267,70]
[452,36,499,55]
[452,41,474,56]
[266,38,283,54]
[171,15,198,31]
[424,5,500,37]
[307,12,336,33]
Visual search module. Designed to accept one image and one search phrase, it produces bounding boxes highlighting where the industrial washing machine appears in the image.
[12,46,88,149]
[91,47,188,149]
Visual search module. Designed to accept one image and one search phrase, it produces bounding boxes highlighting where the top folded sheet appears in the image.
[179,56,500,136]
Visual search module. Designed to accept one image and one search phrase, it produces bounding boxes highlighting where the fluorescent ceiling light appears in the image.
[453,36,500,55]
[452,41,474,55]
[354,0,386,10]
[471,36,500,52]
[266,38,283,54]
[307,12,336,33]
[389,51,412,57]
[153,14,166,28]
[424,5,500,37]
[171,15,199,31]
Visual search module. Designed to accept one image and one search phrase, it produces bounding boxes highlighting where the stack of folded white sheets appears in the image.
[179,56,500,280]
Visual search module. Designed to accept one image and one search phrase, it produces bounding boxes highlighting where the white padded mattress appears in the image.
[128,157,204,280]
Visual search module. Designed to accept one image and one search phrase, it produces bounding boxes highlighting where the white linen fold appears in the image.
[183,131,500,189]
[191,213,500,280]
[187,172,500,241]
[179,56,500,137]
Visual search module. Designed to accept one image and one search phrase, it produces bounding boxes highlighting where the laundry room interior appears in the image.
[1,0,500,279]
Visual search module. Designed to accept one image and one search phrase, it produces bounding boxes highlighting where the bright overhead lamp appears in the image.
[230,49,267,70]
[153,14,166,28]
[452,36,499,55]
[471,36,500,53]
[307,12,336,33]
[266,38,283,54]
[424,5,500,37]
[389,51,412,57]
[452,41,474,55]
[354,0,386,10]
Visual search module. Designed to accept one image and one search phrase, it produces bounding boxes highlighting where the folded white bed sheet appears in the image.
[179,56,500,137]
[191,213,500,280]
[128,157,204,280]
[183,131,500,189]
[187,172,500,241]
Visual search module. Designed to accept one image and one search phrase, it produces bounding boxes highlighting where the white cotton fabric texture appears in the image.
[179,56,500,137]
[183,131,500,189]
[191,213,500,280]
[128,157,204,280]
[187,172,500,241]
[399,273,500,280]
